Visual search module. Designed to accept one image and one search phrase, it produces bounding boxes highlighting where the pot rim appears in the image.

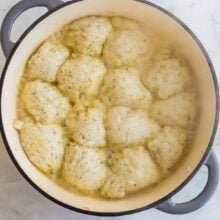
[0,0,219,217]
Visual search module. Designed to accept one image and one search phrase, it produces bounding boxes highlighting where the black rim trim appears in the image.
[0,0,219,217]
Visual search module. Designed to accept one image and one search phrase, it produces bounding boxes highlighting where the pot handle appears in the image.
[0,0,64,58]
[156,151,219,214]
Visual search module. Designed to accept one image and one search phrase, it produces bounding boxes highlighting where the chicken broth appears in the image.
[14,16,199,199]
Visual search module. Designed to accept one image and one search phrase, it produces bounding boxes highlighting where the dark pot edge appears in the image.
[0,0,219,217]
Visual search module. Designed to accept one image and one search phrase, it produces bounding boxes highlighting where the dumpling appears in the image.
[65,16,112,56]
[57,55,106,103]
[63,143,107,192]
[142,56,191,99]
[103,30,151,67]
[106,106,160,148]
[66,105,106,147]
[151,92,197,128]
[27,42,70,82]
[21,80,70,124]
[101,68,152,109]
[148,126,187,173]
[19,120,65,173]
[101,146,159,198]
[111,17,140,30]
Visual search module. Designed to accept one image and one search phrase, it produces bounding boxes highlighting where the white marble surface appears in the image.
[0,0,220,219]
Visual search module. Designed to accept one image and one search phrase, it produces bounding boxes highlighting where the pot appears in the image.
[0,0,219,216]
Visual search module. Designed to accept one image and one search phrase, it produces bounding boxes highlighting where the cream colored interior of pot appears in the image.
[1,0,217,213]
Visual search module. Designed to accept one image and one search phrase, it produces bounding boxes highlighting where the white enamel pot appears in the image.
[0,0,219,216]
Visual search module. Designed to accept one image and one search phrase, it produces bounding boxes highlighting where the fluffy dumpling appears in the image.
[103,30,151,67]
[27,42,70,82]
[142,56,191,99]
[21,80,70,124]
[106,106,160,148]
[66,105,106,147]
[65,16,112,56]
[19,120,65,173]
[63,143,107,192]
[111,17,140,30]
[148,126,187,173]
[101,146,159,198]
[151,92,197,128]
[101,68,152,109]
[57,55,106,103]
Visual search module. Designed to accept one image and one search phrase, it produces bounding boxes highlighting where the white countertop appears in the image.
[0,0,219,219]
